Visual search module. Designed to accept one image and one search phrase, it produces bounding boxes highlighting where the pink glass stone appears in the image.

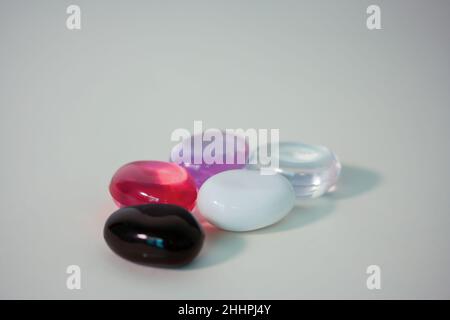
[109,161,197,211]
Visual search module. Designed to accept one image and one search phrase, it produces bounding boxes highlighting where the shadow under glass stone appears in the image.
[248,164,382,235]
[329,165,382,200]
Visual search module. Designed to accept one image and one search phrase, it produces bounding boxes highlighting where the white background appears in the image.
[1,0,449,299]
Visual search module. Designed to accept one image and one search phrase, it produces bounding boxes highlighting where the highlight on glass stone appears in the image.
[247,142,341,198]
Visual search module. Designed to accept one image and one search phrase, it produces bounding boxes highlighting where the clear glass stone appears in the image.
[247,142,341,199]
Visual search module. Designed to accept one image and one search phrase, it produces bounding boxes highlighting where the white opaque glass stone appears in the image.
[197,169,295,232]
[247,142,341,199]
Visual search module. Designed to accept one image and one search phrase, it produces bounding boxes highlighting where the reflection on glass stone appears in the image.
[247,142,341,198]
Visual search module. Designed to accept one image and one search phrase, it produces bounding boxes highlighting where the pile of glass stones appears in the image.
[104,132,341,267]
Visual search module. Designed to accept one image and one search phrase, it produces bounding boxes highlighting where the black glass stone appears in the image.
[104,204,204,267]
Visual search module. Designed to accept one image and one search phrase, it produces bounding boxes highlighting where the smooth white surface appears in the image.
[1,1,450,299]
[197,170,295,231]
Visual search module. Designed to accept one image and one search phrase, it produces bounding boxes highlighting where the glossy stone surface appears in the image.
[109,161,197,211]
[170,130,249,188]
[247,142,341,198]
[104,204,204,267]
[197,169,295,231]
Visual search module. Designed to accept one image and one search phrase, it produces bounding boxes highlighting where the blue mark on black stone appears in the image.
[146,237,164,249]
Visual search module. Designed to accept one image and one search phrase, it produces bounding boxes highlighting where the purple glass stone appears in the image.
[170,130,249,188]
